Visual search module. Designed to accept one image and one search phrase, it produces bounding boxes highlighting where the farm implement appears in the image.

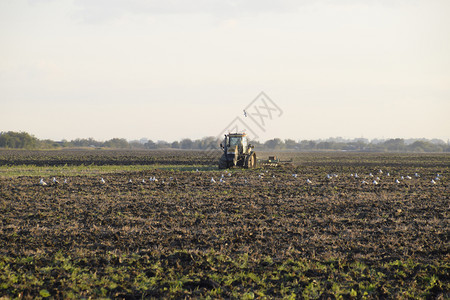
[258,156,293,167]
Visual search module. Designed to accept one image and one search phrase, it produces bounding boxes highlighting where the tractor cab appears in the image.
[222,133,248,154]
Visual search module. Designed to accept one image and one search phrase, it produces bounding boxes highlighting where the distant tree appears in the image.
[129,140,145,149]
[71,138,102,148]
[284,139,298,150]
[317,141,332,150]
[199,136,218,150]
[0,131,38,149]
[180,138,193,149]
[383,138,406,152]
[264,138,283,150]
[171,141,180,149]
[104,138,129,149]
[156,140,170,149]
[145,140,157,149]
[408,141,442,152]
[191,139,202,149]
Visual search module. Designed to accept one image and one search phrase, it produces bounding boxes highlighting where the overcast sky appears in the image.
[1,0,449,142]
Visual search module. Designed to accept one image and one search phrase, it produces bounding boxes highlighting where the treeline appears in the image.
[254,138,450,153]
[0,131,449,152]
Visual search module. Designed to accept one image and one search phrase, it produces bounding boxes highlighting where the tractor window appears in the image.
[229,137,241,147]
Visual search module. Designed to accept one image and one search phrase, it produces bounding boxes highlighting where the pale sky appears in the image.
[1,0,449,142]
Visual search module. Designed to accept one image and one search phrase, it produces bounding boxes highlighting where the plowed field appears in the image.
[0,150,448,299]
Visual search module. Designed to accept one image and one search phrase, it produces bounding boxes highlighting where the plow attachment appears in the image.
[258,156,293,167]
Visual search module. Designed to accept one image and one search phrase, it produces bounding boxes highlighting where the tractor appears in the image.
[218,133,257,169]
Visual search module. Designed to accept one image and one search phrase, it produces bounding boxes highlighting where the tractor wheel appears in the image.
[245,153,257,169]
[218,154,228,169]
[249,153,257,168]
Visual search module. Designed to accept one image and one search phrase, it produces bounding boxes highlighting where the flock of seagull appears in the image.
[38,169,443,187]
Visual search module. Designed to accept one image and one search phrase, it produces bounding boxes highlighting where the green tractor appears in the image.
[219,133,257,169]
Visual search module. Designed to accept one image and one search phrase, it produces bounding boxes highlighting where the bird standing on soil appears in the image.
[395,179,400,184]
[211,177,216,183]
[39,178,47,186]
[100,178,106,184]
[306,179,312,184]
[431,179,436,184]
[52,177,59,184]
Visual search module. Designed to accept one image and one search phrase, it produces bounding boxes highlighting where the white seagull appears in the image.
[415,173,420,178]
[373,180,378,185]
[100,178,106,184]
[39,178,47,186]
[211,177,216,183]
[431,179,436,184]
[52,177,59,184]
[395,179,400,184]
[292,174,297,178]
[306,179,312,184]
